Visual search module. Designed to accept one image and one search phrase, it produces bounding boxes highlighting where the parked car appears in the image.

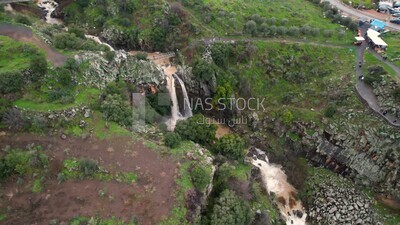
[393,13,400,17]
[388,7,400,14]
[390,19,400,24]
[394,1,400,8]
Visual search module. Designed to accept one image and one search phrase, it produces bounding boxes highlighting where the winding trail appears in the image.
[356,24,400,127]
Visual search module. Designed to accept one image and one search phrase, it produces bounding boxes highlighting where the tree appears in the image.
[211,43,232,68]
[164,132,182,148]
[288,26,300,36]
[101,94,132,127]
[192,59,217,81]
[210,189,252,225]
[276,26,287,36]
[213,134,246,161]
[259,23,267,34]
[281,18,289,25]
[30,54,48,82]
[268,25,277,35]
[0,72,23,94]
[323,29,334,37]
[325,106,337,118]
[175,114,217,146]
[244,20,257,36]
[191,164,211,191]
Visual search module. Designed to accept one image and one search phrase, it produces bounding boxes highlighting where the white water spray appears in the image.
[252,152,307,225]
[36,0,62,25]
[174,74,193,118]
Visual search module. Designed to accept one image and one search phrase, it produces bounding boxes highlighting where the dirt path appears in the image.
[0,23,67,67]
[0,132,178,225]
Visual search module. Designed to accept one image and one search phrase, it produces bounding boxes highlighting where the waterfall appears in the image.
[252,152,307,225]
[164,70,192,131]
[165,75,182,131]
[37,0,62,25]
[174,74,193,118]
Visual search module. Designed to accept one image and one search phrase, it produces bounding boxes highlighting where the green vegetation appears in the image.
[175,114,217,146]
[210,189,252,225]
[164,132,182,148]
[61,158,137,183]
[212,134,246,161]
[191,164,212,192]
[70,216,137,225]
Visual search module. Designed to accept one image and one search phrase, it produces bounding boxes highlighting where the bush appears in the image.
[244,20,257,36]
[175,114,217,146]
[78,159,99,177]
[30,54,48,81]
[0,71,23,94]
[211,43,232,68]
[54,33,80,49]
[0,97,11,121]
[101,94,133,127]
[281,109,295,125]
[393,88,400,102]
[164,132,182,148]
[325,106,337,118]
[288,26,300,36]
[191,164,211,191]
[192,59,217,81]
[213,134,246,161]
[210,189,252,225]
[15,15,31,25]
[136,52,148,60]
[364,65,386,85]
[68,25,85,38]
[2,108,28,131]
[104,50,115,62]
[323,30,334,37]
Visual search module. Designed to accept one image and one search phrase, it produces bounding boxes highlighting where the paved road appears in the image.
[327,0,400,32]
[356,24,400,127]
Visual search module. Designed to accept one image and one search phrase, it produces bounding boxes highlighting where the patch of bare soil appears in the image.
[0,132,179,225]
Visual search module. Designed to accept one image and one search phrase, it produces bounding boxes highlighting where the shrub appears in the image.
[30,54,48,81]
[325,106,337,118]
[54,33,80,49]
[68,25,85,38]
[135,52,148,61]
[78,159,99,177]
[276,26,287,35]
[15,15,31,25]
[323,29,334,37]
[211,43,232,68]
[0,97,11,120]
[101,94,132,127]
[393,88,400,102]
[164,132,182,148]
[288,26,300,36]
[175,114,217,146]
[104,50,115,62]
[0,71,23,94]
[192,59,217,81]
[210,189,252,225]
[191,164,211,191]
[244,20,257,36]
[281,109,295,125]
[213,134,246,161]
[2,108,28,131]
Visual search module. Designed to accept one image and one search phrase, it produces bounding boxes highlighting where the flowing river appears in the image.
[251,150,307,225]
[9,3,308,223]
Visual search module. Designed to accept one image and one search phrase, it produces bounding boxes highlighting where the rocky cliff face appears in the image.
[74,51,165,89]
[291,119,400,195]
[372,79,400,118]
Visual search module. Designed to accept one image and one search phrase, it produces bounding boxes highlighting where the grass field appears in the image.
[183,0,355,43]
[0,36,42,73]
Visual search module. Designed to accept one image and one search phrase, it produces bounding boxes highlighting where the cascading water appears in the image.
[174,74,193,118]
[84,34,115,51]
[36,0,62,25]
[165,74,182,131]
[252,151,307,225]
